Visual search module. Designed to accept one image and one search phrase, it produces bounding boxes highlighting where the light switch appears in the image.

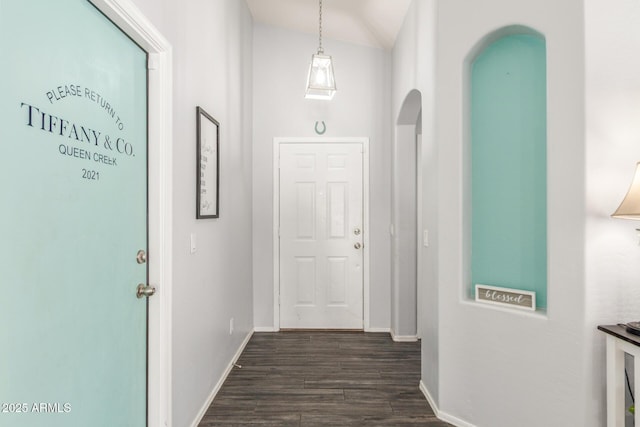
[423,230,429,247]
[190,233,197,254]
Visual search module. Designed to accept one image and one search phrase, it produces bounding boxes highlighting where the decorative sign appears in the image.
[475,284,536,311]
[196,106,220,218]
[18,83,140,183]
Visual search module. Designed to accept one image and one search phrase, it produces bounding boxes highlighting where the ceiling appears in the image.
[245,0,413,50]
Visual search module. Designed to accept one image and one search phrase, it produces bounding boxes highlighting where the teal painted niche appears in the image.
[470,32,547,309]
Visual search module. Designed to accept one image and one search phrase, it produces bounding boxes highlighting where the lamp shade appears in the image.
[612,162,640,219]
[305,53,336,100]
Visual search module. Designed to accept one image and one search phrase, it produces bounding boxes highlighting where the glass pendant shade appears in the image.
[612,162,640,219]
[305,53,336,100]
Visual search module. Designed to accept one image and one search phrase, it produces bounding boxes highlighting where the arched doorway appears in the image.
[391,89,422,341]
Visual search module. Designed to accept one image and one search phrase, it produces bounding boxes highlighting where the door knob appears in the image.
[354,242,362,249]
[136,283,156,299]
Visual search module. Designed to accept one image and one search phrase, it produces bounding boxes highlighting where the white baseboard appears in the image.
[419,380,477,427]
[390,329,418,342]
[253,326,279,332]
[190,329,254,427]
[364,327,390,333]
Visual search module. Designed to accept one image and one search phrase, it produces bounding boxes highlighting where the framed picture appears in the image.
[196,106,219,218]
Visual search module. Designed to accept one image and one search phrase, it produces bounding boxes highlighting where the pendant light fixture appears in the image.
[305,0,336,100]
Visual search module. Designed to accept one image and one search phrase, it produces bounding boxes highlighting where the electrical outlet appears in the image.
[229,318,234,335]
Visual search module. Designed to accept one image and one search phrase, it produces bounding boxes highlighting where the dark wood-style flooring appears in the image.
[199,331,453,426]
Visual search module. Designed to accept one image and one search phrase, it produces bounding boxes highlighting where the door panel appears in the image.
[296,257,316,305]
[328,183,347,238]
[296,183,316,239]
[0,1,148,426]
[327,257,347,304]
[279,143,363,329]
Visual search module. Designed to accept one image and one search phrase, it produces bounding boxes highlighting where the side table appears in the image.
[599,324,640,427]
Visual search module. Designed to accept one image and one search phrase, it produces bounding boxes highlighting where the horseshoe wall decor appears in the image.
[314,121,327,135]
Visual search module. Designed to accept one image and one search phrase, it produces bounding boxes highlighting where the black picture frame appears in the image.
[196,106,220,219]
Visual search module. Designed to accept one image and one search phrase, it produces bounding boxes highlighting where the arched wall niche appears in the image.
[465,24,545,67]
[462,26,548,309]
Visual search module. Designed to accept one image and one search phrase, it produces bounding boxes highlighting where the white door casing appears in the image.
[274,138,369,330]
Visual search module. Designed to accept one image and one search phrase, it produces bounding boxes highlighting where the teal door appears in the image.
[0,1,149,426]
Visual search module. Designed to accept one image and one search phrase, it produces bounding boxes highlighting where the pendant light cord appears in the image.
[318,0,324,54]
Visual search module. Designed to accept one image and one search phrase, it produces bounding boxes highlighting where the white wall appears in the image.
[436,0,588,427]
[585,0,640,424]
[391,0,439,402]
[436,1,587,425]
[393,0,595,425]
[127,1,254,426]
[252,24,392,331]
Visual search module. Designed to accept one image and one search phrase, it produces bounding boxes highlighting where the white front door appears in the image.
[279,142,364,329]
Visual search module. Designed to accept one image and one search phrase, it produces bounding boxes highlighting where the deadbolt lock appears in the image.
[354,228,361,236]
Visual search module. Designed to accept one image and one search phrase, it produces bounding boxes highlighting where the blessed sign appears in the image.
[475,284,536,311]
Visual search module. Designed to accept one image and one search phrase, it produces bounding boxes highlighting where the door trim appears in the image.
[416,133,423,340]
[273,137,370,331]
[89,1,173,426]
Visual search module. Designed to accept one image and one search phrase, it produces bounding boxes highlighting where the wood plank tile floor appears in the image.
[199,331,453,427]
